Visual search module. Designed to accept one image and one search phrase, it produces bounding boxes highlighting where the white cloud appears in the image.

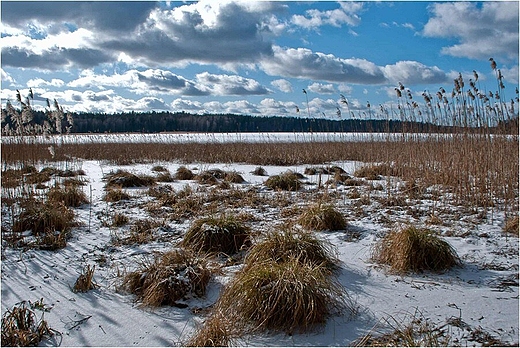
[195,72,271,96]
[27,78,64,88]
[291,2,363,29]
[382,61,447,85]
[307,82,335,94]
[423,2,519,60]
[260,46,386,84]
[271,79,293,93]
[1,69,16,84]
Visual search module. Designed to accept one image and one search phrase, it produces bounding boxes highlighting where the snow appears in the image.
[1,158,518,346]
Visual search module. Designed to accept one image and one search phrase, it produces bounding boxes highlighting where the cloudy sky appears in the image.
[1,1,519,119]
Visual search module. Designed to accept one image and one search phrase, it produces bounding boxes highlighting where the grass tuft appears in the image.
[179,215,250,255]
[73,265,99,293]
[264,171,301,191]
[298,203,346,231]
[372,226,460,274]
[47,184,89,207]
[504,215,519,235]
[105,169,156,188]
[175,166,194,180]
[245,227,340,273]
[122,249,211,307]
[1,300,54,347]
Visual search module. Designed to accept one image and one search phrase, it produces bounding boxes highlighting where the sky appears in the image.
[1,1,519,119]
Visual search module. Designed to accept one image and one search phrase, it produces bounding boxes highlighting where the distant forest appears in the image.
[8,110,520,134]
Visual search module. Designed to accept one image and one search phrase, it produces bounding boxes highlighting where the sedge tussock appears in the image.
[1,300,55,347]
[179,215,251,255]
[372,226,460,274]
[122,249,211,308]
[264,171,302,191]
[245,228,340,274]
[215,258,347,334]
[47,184,89,207]
[298,202,346,231]
[105,169,156,188]
[73,265,99,293]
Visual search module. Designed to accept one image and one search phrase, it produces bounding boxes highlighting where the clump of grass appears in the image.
[224,171,244,183]
[265,171,302,191]
[195,171,219,185]
[186,312,238,347]
[245,228,340,273]
[115,219,164,246]
[298,202,346,231]
[13,199,75,237]
[1,300,54,346]
[354,310,452,347]
[105,169,155,188]
[103,188,131,202]
[251,166,267,176]
[122,249,211,307]
[111,213,129,227]
[179,215,250,255]
[503,215,519,235]
[47,184,89,207]
[175,166,194,180]
[354,164,396,180]
[372,226,460,274]
[151,165,168,172]
[215,258,346,334]
[73,265,99,293]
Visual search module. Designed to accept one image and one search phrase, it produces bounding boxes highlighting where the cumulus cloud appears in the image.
[382,61,447,85]
[307,82,335,94]
[260,46,386,84]
[1,68,15,84]
[423,2,519,60]
[271,79,293,93]
[27,77,64,88]
[291,2,363,29]
[195,72,271,96]
[68,69,269,97]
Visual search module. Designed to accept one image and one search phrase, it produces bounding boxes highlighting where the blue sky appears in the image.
[1,1,518,119]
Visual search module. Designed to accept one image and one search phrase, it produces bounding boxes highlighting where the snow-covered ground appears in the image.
[1,159,518,346]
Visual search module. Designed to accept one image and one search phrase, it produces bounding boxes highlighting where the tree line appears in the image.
[3,109,518,135]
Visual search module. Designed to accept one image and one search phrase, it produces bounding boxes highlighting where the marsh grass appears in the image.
[265,171,302,191]
[179,215,251,255]
[105,169,156,188]
[244,228,340,274]
[47,184,89,207]
[103,188,131,202]
[214,258,347,335]
[114,219,164,246]
[73,265,99,293]
[122,249,211,307]
[1,300,54,347]
[354,310,452,347]
[503,215,519,235]
[186,311,238,347]
[372,226,460,274]
[298,202,346,231]
[175,166,194,180]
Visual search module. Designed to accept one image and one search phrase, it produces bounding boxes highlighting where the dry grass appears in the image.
[175,166,194,180]
[105,169,156,188]
[265,171,302,191]
[504,215,519,235]
[244,227,340,274]
[73,265,99,293]
[103,188,131,202]
[47,184,89,207]
[179,215,251,255]
[114,219,164,246]
[215,257,347,334]
[354,164,396,180]
[1,300,54,347]
[298,202,346,231]
[372,226,460,274]
[354,310,452,347]
[185,312,238,347]
[122,249,211,307]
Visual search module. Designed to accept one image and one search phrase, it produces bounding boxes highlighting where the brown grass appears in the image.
[504,215,519,235]
[298,202,346,231]
[264,171,302,191]
[372,226,460,274]
[105,169,156,188]
[179,215,251,255]
[244,227,340,273]
[175,166,194,180]
[103,188,131,202]
[214,257,347,334]
[73,265,99,293]
[1,300,54,346]
[47,184,89,207]
[122,249,211,307]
